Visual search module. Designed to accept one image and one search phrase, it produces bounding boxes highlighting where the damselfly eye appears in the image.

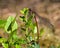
[29,8,31,11]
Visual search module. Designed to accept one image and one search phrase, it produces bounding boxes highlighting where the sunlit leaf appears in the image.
[0,37,7,43]
[15,44,21,48]
[12,21,18,31]
[4,16,18,33]
[4,16,14,33]
[0,37,4,43]
[12,32,18,40]
[34,26,37,34]
[2,43,8,48]
[20,8,29,15]
[19,16,26,22]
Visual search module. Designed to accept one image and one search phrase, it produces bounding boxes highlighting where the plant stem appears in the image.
[34,15,40,44]
[28,8,40,44]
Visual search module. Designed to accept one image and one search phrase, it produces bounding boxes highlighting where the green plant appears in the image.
[0,16,21,48]
[0,8,40,48]
[0,8,59,48]
[19,8,40,48]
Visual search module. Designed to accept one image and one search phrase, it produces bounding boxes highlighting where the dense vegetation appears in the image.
[0,8,60,48]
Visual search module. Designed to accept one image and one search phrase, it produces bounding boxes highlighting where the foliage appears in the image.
[0,8,60,48]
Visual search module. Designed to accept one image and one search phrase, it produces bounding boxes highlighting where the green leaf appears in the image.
[0,37,4,43]
[20,8,29,15]
[12,32,18,40]
[19,16,26,22]
[12,21,18,31]
[15,44,21,48]
[4,16,18,33]
[40,28,44,36]
[9,38,14,45]
[30,23,36,31]
[18,38,26,44]
[14,38,26,45]
[34,26,37,34]
[4,16,14,33]
[2,43,8,48]
[0,19,6,28]
[0,37,7,43]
